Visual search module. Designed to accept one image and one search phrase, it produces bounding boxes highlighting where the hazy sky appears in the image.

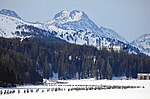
[0,0,150,42]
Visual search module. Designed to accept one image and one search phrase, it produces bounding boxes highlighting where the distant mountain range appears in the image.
[131,34,150,56]
[0,9,149,56]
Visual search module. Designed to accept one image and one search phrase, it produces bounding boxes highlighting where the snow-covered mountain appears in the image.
[0,9,145,55]
[45,10,101,34]
[0,9,22,19]
[131,34,150,56]
[0,9,49,39]
[0,11,25,38]
[44,10,127,44]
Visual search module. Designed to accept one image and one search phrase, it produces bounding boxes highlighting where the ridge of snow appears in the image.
[100,27,128,44]
[0,13,47,38]
[0,9,21,19]
[131,34,150,56]
[45,10,128,44]
[52,10,87,24]
[0,14,25,38]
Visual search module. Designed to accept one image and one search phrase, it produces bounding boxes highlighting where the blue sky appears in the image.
[0,0,150,42]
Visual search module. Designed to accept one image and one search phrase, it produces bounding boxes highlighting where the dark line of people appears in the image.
[0,84,143,96]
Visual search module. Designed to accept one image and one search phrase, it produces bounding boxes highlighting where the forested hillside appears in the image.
[0,37,150,86]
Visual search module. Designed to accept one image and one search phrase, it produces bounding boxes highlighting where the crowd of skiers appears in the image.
[0,84,143,96]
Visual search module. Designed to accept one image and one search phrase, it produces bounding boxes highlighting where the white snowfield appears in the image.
[0,80,150,99]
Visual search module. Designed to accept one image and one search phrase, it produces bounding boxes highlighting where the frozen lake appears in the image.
[0,80,150,99]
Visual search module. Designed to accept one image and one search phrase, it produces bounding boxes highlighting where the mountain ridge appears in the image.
[0,9,148,56]
[0,9,21,19]
[45,10,126,40]
[131,34,150,56]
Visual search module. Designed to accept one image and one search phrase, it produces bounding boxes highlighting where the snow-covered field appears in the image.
[0,80,150,99]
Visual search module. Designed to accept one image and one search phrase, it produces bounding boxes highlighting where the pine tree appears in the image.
[106,61,112,80]
[100,59,106,79]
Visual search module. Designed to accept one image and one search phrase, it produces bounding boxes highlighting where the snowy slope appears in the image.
[100,27,127,43]
[0,9,145,55]
[0,9,129,46]
[0,9,47,39]
[0,14,25,38]
[131,34,150,56]
[0,9,22,19]
[45,10,101,34]
[44,10,128,44]
[44,10,146,55]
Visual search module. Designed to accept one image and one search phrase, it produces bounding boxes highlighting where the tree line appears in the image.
[0,37,150,86]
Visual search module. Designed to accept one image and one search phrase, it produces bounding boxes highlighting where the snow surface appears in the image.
[50,10,87,24]
[0,80,150,99]
[45,10,128,44]
[0,13,46,39]
[0,9,21,19]
[131,34,150,56]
